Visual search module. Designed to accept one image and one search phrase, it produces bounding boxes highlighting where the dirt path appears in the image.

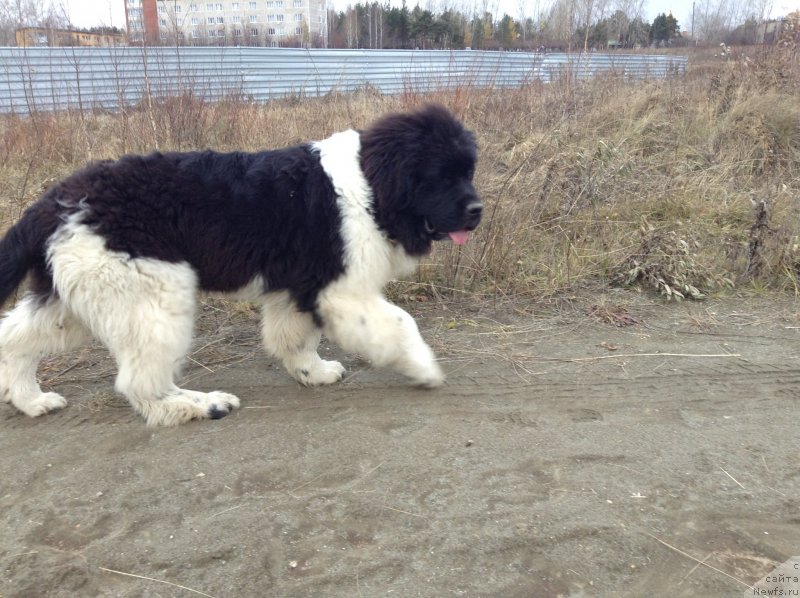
[1,292,799,597]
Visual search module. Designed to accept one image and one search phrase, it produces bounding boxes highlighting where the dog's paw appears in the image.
[409,360,445,389]
[140,389,241,426]
[0,361,10,403]
[205,391,241,419]
[13,392,68,417]
[295,360,346,386]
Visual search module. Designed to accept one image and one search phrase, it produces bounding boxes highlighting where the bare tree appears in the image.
[611,0,644,21]
[344,5,358,48]
[542,0,577,48]
[156,0,190,46]
[752,0,773,20]
[0,0,71,45]
[694,0,761,42]
[576,0,610,50]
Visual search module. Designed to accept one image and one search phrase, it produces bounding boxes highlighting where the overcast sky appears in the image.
[63,0,800,32]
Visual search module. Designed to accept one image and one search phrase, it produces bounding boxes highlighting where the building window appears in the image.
[206,3,214,10]
[191,29,200,37]
[249,1,257,8]
[267,14,274,21]
[207,16,214,23]
[189,3,198,10]
[249,14,258,22]
[233,28,242,35]
[216,16,224,23]
[293,0,302,6]
[250,27,259,35]
[293,13,302,21]
[232,2,240,8]
[295,27,301,35]
[175,5,181,11]
[276,14,283,21]
[268,27,275,35]
[160,18,167,26]
[191,16,198,24]
[275,0,283,7]
[233,15,241,22]
[158,4,166,12]
[270,40,278,47]
[277,26,284,35]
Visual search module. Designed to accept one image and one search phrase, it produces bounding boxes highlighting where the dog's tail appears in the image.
[0,206,54,306]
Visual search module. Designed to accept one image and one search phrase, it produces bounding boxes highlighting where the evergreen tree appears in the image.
[410,5,434,48]
[650,13,679,47]
[495,13,516,47]
[385,2,410,48]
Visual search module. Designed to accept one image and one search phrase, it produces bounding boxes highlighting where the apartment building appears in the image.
[16,27,126,47]
[125,0,327,46]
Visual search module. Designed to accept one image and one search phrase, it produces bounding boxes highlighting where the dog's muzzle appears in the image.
[464,202,483,230]
[425,202,483,246]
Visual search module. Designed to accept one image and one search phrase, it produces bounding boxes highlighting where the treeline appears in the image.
[326,3,684,51]
[81,26,126,36]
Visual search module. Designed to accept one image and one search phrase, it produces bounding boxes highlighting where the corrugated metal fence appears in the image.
[0,46,688,114]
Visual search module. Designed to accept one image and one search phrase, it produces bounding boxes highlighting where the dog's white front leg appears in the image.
[260,292,345,386]
[318,294,444,387]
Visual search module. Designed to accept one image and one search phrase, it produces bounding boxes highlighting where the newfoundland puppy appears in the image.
[0,104,482,426]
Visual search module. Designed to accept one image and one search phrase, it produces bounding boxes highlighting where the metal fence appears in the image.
[0,46,688,114]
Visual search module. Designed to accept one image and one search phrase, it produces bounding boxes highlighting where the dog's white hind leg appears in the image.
[0,294,89,417]
[261,292,345,386]
[48,224,240,426]
[317,292,444,387]
[97,264,240,427]
[112,332,241,427]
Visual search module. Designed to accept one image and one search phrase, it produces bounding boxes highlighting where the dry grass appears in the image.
[1,46,799,302]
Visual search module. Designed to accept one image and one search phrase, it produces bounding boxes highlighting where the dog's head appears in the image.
[359,104,482,256]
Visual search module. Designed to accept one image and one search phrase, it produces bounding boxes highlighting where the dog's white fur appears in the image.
[0,129,443,425]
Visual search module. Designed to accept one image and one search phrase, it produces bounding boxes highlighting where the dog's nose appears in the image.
[467,203,483,217]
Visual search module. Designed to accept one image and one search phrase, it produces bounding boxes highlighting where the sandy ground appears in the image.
[1,290,799,597]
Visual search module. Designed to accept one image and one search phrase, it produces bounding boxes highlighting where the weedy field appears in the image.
[1,46,798,304]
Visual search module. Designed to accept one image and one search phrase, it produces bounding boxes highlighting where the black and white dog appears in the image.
[0,104,482,426]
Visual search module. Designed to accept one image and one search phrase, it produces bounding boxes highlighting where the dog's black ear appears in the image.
[358,106,435,254]
[360,104,466,211]
[359,112,421,214]
[359,104,471,256]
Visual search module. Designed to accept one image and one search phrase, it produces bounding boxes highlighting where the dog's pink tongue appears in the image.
[449,230,470,245]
